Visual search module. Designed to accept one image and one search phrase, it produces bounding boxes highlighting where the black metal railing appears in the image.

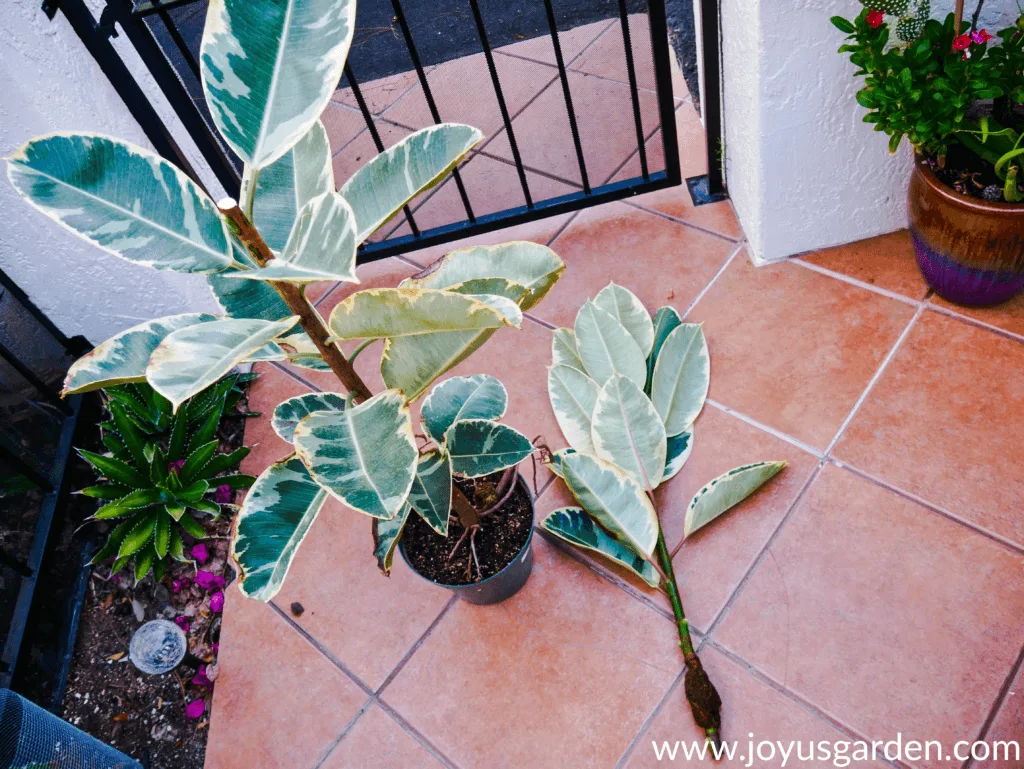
[46,0,726,263]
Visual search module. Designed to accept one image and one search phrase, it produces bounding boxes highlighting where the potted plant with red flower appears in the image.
[832,0,1024,306]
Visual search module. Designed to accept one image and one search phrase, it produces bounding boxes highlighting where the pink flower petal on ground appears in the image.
[174,616,191,633]
[214,484,232,504]
[171,577,191,594]
[211,643,219,654]
[194,570,226,591]
[192,665,213,688]
[209,591,225,613]
[191,543,209,564]
[185,699,206,719]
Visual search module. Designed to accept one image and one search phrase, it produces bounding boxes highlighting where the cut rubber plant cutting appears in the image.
[542,283,787,746]
[7,0,562,604]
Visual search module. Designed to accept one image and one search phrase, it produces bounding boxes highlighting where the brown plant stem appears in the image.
[218,199,373,403]
[954,0,965,35]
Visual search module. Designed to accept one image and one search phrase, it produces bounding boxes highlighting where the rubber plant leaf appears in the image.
[650,323,710,437]
[560,451,659,560]
[662,428,694,485]
[545,447,577,480]
[407,451,453,536]
[573,300,647,388]
[7,133,232,273]
[445,419,534,479]
[231,457,328,601]
[372,502,413,576]
[547,364,600,454]
[341,124,483,242]
[541,507,660,587]
[421,374,508,445]
[272,392,347,443]
[591,373,667,491]
[251,119,334,252]
[293,389,417,519]
[593,282,654,357]
[200,0,356,169]
[147,316,299,411]
[208,240,293,321]
[683,461,787,538]
[646,306,683,393]
[552,328,586,373]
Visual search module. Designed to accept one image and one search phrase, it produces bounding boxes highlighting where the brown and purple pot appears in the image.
[908,155,1024,307]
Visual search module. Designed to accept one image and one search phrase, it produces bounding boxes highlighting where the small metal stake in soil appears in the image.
[129,619,187,675]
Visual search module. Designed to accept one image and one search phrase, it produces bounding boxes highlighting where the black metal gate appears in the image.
[45,0,725,262]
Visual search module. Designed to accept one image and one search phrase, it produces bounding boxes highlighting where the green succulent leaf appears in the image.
[94,489,164,520]
[560,451,659,560]
[293,389,417,519]
[591,374,666,491]
[174,480,211,504]
[200,0,356,169]
[78,449,149,488]
[592,283,654,358]
[118,512,158,558]
[177,512,207,539]
[574,300,647,388]
[445,419,533,479]
[180,442,218,484]
[341,124,483,242]
[90,518,137,565]
[372,502,412,577]
[79,484,132,500]
[210,473,256,490]
[650,323,710,437]
[662,428,694,485]
[407,451,452,536]
[62,314,217,396]
[541,507,660,587]
[551,327,586,373]
[7,133,231,273]
[147,316,299,410]
[198,447,251,479]
[108,401,149,469]
[169,528,187,561]
[421,374,508,446]
[133,546,156,583]
[646,306,683,393]
[547,364,600,454]
[272,392,347,443]
[684,461,787,538]
[154,515,171,558]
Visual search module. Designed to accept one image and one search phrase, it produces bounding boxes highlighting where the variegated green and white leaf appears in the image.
[373,502,412,576]
[271,392,347,443]
[207,238,293,321]
[560,451,659,559]
[547,365,600,454]
[684,461,787,538]
[447,277,528,304]
[591,374,666,491]
[662,428,694,485]
[342,124,482,242]
[574,300,646,388]
[200,0,356,169]
[402,241,564,311]
[445,419,533,479]
[244,341,288,362]
[328,288,516,341]
[421,374,508,446]
[227,192,358,284]
[593,283,654,357]
[551,328,585,373]
[651,323,710,437]
[646,305,682,393]
[408,451,452,536]
[251,119,333,252]
[62,313,217,395]
[8,133,231,273]
[147,316,299,410]
[545,447,577,479]
[293,389,416,519]
[231,457,327,601]
[541,507,660,587]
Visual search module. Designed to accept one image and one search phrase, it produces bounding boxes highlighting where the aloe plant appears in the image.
[7,0,562,602]
[541,283,786,747]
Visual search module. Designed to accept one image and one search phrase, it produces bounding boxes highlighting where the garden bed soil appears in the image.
[401,472,533,585]
[59,384,253,769]
[924,140,1024,203]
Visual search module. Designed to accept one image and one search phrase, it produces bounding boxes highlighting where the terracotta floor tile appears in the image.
[383,51,557,142]
[930,291,1024,338]
[240,363,315,477]
[623,645,890,769]
[205,586,367,769]
[798,229,929,301]
[333,70,424,116]
[485,71,661,186]
[688,254,916,450]
[382,536,681,769]
[974,662,1024,769]
[834,310,1024,546]
[619,100,708,181]
[320,706,445,769]
[715,465,1024,765]
[571,14,657,93]
[321,101,368,157]
[537,201,736,327]
[494,19,613,67]
[273,495,453,690]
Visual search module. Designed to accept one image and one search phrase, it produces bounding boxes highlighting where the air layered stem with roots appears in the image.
[217,199,373,403]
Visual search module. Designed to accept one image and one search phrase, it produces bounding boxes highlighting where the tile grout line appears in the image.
[679,240,746,320]
[599,100,683,188]
[621,198,742,245]
[822,303,925,457]
[373,697,466,769]
[925,301,1024,345]
[788,257,924,308]
[269,361,325,393]
[963,635,1024,769]
[613,668,686,769]
[491,19,617,70]
[374,593,460,696]
[309,698,374,769]
[706,399,824,459]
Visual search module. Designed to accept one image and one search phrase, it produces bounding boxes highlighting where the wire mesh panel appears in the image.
[0,690,142,769]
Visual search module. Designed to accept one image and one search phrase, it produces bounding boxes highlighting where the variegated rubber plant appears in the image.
[542,283,786,747]
[7,0,562,601]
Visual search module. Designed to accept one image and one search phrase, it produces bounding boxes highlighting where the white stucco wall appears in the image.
[720,0,1019,263]
[0,0,219,344]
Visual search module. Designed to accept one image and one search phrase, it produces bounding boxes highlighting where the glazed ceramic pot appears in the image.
[908,155,1024,306]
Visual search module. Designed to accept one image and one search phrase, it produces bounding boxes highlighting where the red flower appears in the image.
[952,33,972,51]
[970,29,992,44]
[866,9,885,28]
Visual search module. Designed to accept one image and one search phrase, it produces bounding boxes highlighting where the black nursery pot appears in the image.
[399,474,534,605]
